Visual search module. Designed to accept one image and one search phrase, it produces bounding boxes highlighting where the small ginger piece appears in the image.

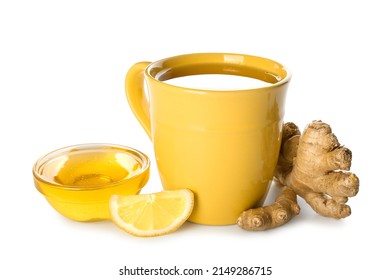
[237,187,300,230]
[237,120,360,231]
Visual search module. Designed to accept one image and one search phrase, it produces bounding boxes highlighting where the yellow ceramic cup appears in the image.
[125,53,291,225]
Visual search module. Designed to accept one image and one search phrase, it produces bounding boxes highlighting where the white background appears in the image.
[1,0,388,279]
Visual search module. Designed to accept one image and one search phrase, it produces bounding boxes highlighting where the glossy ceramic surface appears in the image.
[125,53,291,225]
[33,144,150,221]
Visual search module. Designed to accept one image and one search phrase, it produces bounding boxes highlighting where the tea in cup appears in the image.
[125,53,291,225]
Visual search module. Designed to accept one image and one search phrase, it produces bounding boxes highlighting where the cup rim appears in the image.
[145,52,291,93]
[32,143,150,191]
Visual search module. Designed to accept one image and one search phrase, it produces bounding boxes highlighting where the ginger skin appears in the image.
[237,120,360,231]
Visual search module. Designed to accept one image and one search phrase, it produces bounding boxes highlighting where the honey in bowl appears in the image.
[33,144,150,222]
[42,149,141,187]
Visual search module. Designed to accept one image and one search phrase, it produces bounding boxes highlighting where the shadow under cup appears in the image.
[127,53,291,225]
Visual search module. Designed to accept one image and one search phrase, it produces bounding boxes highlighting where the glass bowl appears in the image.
[33,144,150,221]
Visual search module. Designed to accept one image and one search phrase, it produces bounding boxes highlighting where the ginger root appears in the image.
[237,120,359,231]
[237,187,300,230]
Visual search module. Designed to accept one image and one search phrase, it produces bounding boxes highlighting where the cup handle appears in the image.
[125,62,152,139]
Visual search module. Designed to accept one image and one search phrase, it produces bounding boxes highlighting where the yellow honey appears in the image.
[33,144,150,221]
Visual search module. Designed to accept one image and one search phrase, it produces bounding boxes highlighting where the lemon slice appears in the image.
[109,189,194,237]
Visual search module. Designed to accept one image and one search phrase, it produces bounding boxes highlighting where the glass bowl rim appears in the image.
[32,143,150,191]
